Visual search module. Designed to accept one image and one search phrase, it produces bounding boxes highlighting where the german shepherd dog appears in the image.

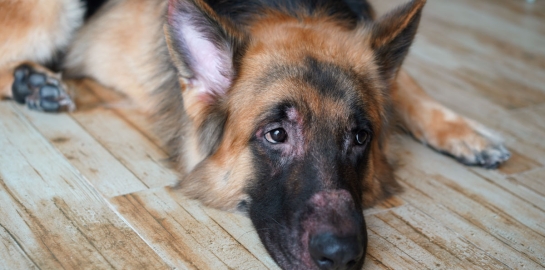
[0,0,511,269]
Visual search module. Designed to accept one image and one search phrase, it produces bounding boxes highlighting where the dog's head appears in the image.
[164,0,424,269]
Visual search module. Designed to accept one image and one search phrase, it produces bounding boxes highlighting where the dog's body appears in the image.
[0,0,511,269]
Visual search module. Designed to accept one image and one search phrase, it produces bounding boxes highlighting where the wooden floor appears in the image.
[1,0,544,269]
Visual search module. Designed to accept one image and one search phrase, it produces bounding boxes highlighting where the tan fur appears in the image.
[164,12,397,209]
[0,0,83,99]
[393,70,504,164]
[0,0,84,67]
[201,17,392,208]
[64,0,172,113]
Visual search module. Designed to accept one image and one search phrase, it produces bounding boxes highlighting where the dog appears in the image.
[0,0,511,269]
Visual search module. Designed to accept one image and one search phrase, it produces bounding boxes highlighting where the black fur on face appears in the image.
[244,58,373,269]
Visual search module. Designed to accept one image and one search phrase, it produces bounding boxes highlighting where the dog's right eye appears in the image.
[265,128,288,144]
[355,130,368,145]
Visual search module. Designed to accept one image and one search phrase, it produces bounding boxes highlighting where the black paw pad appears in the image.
[28,73,47,88]
[10,64,74,113]
[27,84,62,112]
[12,65,33,104]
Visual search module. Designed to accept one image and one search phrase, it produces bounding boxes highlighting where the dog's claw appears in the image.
[12,65,75,112]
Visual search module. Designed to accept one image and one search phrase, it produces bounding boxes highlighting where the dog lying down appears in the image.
[0,0,510,269]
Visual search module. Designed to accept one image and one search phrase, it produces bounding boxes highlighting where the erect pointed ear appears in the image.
[370,0,426,83]
[165,0,245,119]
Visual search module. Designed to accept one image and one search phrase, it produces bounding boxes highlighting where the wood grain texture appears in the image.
[0,103,169,269]
[111,188,273,270]
[1,0,545,269]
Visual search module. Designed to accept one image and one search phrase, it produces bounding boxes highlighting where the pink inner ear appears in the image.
[168,1,233,102]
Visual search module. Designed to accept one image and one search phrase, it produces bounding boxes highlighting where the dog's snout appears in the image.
[309,232,364,270]
[303,190,366,269]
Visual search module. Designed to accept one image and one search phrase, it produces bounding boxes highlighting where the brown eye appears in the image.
[356,130,368,145]
[265,128,287,144]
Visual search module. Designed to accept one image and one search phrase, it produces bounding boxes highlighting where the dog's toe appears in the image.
[28,72,47,88]
[26,84,61,112]
[12,65,34,104]
[27,83,74,112]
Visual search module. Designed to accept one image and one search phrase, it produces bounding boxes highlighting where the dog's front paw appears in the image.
[453,124,511,169]
[427,118,511,169]
[12,64,75,112]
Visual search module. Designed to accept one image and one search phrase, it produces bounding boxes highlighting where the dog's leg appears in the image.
[0,0,83,111]
[393,70,510,168]
[5,62,75,112]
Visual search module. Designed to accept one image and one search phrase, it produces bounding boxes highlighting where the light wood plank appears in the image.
[511,168,545,198]
[404,0,545,109]
[511,103,545,133]
[80,79,164,148]
[470,168,545,212]
[376,206,509,270]
[393,140,545,268]
[201,207,284,269]
[19,106,150,198]
[365,229,426,270]
[0,224,38,270]
[366,213,450,269]
[110,188,272,270]
[398,137,545,236]
[72,106,176,190]
[0,102,170,269]
[177,200,280,269]
[397,178,544,269]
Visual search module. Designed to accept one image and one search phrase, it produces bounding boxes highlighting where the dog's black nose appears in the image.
[309,232,364,270]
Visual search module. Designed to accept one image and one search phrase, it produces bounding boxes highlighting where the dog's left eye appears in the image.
[265,128,288,144]
[355,130,368,145]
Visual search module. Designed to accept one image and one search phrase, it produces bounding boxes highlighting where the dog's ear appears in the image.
[165,0,244,118]
[165,0,246,158]
[370,0,425,83]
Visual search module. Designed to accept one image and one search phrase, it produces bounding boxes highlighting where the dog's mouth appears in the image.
[250,190,367,270]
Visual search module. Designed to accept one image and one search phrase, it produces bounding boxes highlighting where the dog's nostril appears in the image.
[318,257,334,267]
[309,233,363,270]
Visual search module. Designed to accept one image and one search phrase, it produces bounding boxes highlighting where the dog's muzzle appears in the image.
[303,190,366,270]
